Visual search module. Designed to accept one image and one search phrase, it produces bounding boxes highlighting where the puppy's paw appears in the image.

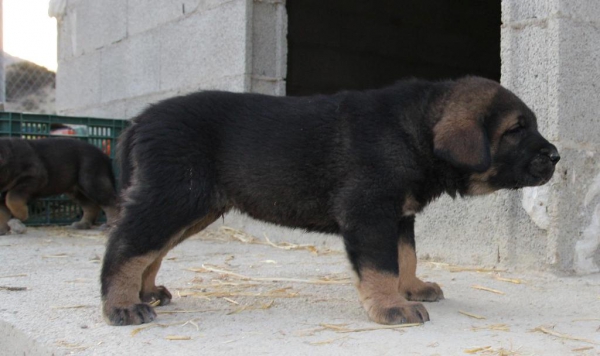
[364,299,430,325]
[70,221,92,230]
[401,280,444,302]
[8,219,27,234]
[103,303,156,326]
[140,286,172,306]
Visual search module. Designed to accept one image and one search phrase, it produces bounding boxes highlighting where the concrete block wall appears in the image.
[54,0,286,118]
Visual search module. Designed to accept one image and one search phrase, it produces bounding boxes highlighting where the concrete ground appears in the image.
[0,226,598,356]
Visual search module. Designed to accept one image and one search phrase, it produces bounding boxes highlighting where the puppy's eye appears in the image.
[505,124,524,136]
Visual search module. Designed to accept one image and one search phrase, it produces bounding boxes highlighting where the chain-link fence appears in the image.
[3,54,56,114]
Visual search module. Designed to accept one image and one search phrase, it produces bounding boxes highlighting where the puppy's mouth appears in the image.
[517,155,556,188]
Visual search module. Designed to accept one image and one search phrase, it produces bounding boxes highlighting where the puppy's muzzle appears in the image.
[529,144,559,184]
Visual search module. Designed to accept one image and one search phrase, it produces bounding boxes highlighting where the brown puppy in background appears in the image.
[101,77,559,326]
[0,137,119,234]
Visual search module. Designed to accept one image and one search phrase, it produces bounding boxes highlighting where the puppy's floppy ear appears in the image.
[433,116,491,172]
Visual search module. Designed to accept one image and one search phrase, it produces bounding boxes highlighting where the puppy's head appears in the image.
[433,77,559,195]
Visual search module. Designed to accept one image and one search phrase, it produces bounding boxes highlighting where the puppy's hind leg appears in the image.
[77,171,119,228]
[139,212,221,307]
[101,173,220,326]
[0,200,12,235]
[68,192,101,230]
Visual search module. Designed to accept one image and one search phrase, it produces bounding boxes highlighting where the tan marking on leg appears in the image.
[101,205,119,226]
[398,243,444,302]
[139,213,222,305]
[6,192,28,221]
[141,254,164,295]
[103,252,159,311]
[357,268,429,324]
[0,203,11,234]
[73,204,100,229]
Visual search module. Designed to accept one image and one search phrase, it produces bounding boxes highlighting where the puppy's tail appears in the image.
[116,122,137,193]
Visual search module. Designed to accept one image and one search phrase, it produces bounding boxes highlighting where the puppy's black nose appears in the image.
[541,146,560,164]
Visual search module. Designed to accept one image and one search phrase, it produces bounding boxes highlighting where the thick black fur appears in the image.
[0,137,118,233]
[101,77,559,325]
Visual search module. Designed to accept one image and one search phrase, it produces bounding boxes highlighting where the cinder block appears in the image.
[555,18,600,146]
[501,0,556,24]
[251,1,287,82]
[416,191,548,269]
[70,0,127,56]
[546,147,600,272]
[557,0,600,24]
[158,0,248,92]
[56,53,102,112]
[100,34,161,103]
[127,0,201,36]
[500,22,560,142]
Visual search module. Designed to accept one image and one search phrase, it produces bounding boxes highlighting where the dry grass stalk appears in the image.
[165,335,191,341]
[448,266,506,273]
[532,326,599,345]
[471,324,510,332]
[131,318,203,336]
[494,276,524,284]
[42,253,70,258]
[572,346,594,352]
[149,299,161,307]
[51,305,93,309]
[193,264,351,285]
[214,226,338,255]
[227,300,275,315]
[472,285,505,295]
[0,286,26,291]
[308,336,348,345]
[464,346,492,354]
[0,273,27,279]
[223,297,239,305]
[459,310,486,320]
[55,340,88,351]
[319,322,421,333]
[178,286,298,299]
[156,308,223,315]
[572,318,600,322]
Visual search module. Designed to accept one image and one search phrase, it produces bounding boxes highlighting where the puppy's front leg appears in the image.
[343,217,430,324]
[397,218,444,302]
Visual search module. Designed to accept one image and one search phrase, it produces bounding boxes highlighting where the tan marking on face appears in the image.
[402,195,421,216]
[489,111,521,154]
[5,192,28,221]
[467,167,499,195]
[103,252,159,310]
[433,78,499,169]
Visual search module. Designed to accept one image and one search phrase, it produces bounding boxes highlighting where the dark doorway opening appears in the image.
[286,1,501,96]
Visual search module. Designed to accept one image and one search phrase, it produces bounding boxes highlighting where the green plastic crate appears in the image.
[0,112,129,226]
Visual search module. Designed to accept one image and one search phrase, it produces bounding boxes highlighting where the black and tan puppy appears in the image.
[101,77,559,326]
[0,137,119,233]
